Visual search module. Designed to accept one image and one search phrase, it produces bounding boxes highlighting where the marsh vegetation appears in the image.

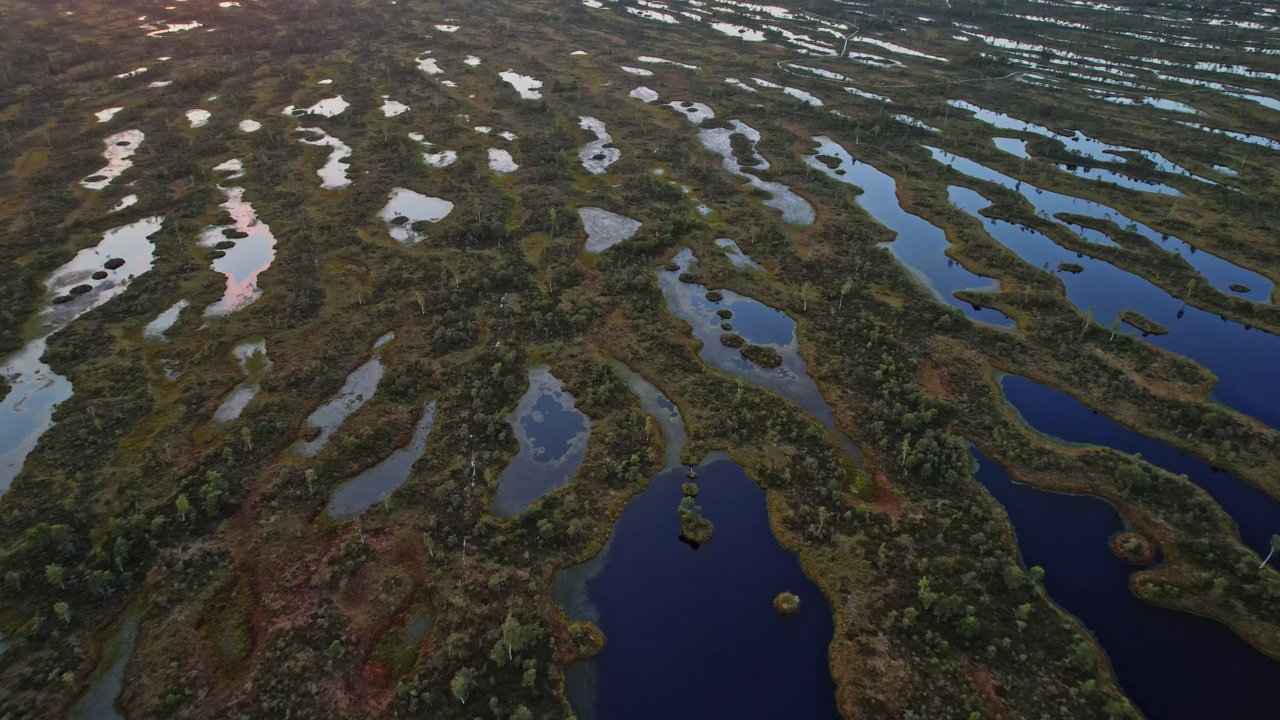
[1,0,1278,718]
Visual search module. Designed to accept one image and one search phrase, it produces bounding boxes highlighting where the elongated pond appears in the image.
[658,248,835,427]
[554,370,839,720]
[292,332,394,456]
[929,147,1274,302]
[970,447,1280,719]
[805,136,1012,327]
[71,601,143,720]
[211,338,271,425]
[490,365,590,518]
[200,160,278,317]
[0,218,163,494]
[295,127,352,190]
[80,130,144,190]
[946,100,1208,189]
[950,186,1280,429]
[697,120,814,226]
[1000,373,1280,556]
[715,238,765,273]
[327,400,437,519]
[577,116,620,174]
[142,299,188,343]
[609,362,685,469]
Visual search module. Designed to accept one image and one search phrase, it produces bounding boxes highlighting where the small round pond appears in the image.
[489,365,590,518]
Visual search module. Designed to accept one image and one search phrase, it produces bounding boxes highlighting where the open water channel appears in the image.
[949,185,1280,429]
[970,445,1279,718]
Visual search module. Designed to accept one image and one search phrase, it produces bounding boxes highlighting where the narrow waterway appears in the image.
[949,185,1280,429]
[1000,373,1280,555]
[805,136,1013,327]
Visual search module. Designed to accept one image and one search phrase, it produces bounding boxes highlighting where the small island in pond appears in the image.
[678,496,715,546]
[774,592,801,615]
[740,343,783,368]
[1118,310,1169,336]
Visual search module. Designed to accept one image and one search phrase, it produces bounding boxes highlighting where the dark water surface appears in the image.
[1001,374,1280,555]
[554,457,839,720]
[970,447,1280,719]
[950,185,1280,430]
[929,147,1273,301]
[555,365,838,720]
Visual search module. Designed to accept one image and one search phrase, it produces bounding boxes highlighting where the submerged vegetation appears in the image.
[0,0,1278,717]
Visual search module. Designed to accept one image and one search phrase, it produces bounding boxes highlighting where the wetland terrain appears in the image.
[1,0,1280,718]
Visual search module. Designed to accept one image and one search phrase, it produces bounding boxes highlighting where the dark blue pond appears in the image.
[970,447,1280,719]
[949,186,1280,430]
[719,298,797,347]
[655,394,678,416]
[1000,374,1280,556]
[554,456,839,720]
